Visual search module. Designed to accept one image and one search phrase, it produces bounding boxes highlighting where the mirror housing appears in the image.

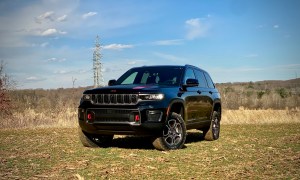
[108,79,116,86]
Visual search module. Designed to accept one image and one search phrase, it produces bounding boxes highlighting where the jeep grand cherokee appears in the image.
[78,65,221,150]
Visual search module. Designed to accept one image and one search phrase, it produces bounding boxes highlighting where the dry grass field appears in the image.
[1,108,299,128]
[0,78,299,179]
[222,108,300,124]
[0,124,299,179]
[0,108,300,179]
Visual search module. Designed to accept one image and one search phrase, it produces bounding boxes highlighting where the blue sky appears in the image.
[0,0,299,89]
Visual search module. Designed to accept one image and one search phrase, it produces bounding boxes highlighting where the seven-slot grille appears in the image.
[91,94,139,105]
[91,108,139,123]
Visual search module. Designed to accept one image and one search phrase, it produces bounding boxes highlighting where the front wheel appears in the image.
[152,112,187,151]
[204,111,221,141]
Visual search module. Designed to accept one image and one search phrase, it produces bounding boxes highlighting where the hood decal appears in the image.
[133,86,148,89]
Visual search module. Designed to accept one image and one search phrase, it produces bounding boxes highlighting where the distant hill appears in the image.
[217,78,300,93]
[6,78,300,113]
[216,78,300,109]
[217,78,300,87]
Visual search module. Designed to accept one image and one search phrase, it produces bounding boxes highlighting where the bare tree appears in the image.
[0,60,14,115]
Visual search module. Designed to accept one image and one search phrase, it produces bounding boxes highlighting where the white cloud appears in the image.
[57,14,67,22]
[102,44,134,50]
[25,76,45,82]
[54,70,68,74]
[40,28,67,36]
[30,42,49,47]
[46,57,66,62]
[271,63,300,70]
[126,60,146,65]
[127,61,137,65]
[53,68,89,75]
[36,11,68,23]
[35,11,55,24]
[153,52,186,62]
[273,24,279,29]
[59,30,67,35]
[152,39,184,46]
[40,42,49,47]
[41,28,57,36]
[26,76,38,80]
[82,12,98,19]
[185,18,210,40]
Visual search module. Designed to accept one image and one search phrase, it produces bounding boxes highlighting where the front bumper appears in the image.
[78,107,166,136]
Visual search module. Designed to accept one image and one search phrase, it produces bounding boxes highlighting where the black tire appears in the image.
[204,110,221,141]
[78,128,113,148]
[152,112,187,151]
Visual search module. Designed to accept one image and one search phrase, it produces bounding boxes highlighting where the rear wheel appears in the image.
[78,128,113,148]
[152,112,186,151]
[204,110,221,141]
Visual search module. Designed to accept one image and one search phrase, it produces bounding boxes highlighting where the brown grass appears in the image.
[1,108,299,129]
[0,124,299,179]
[1,107,77,129]
[222,107,300,124]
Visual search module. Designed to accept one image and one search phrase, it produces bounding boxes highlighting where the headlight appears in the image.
[82,94,92,101]
[139,94,164,101]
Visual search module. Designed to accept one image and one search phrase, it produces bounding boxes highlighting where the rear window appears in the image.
[194,69,208,88]
[204,72,215,88]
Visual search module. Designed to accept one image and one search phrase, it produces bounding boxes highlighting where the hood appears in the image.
[84,84,162,94]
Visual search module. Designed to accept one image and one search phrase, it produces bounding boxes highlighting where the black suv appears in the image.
[78,65,221,150]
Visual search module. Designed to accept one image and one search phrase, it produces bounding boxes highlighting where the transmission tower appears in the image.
[93,35,104,87]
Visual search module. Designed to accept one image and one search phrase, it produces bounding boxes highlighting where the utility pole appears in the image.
[72,76,77,88]
[93,35,104,87]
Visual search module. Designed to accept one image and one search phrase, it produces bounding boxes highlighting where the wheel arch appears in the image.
[212,100,222,120]
[166,99,185,121]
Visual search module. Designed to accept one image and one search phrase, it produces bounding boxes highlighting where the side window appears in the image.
[204,72,215,88]
[146,73,159,84]
[184,68,196,84]
[194,70,208,88]
[141,72,150,84]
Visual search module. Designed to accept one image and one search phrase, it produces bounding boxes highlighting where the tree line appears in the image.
[3,78,299,114]
[216,79,300,109]
[1,58,299,121]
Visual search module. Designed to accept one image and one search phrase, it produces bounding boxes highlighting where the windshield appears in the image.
[116,66,184,86]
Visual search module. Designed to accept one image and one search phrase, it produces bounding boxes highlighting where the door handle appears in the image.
[197,90,202,94]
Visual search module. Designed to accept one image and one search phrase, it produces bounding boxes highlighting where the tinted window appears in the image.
[184,68,196,84]
[204,72,215,88]
[194,70,208,88]
[141,72,150,84]
[116,67,184,86]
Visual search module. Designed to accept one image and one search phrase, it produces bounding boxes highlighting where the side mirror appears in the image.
[108,79,116,86]
[184,78,199,87]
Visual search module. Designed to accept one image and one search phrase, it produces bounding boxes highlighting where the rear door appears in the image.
[184,68,202,124]
[194,69,214,121]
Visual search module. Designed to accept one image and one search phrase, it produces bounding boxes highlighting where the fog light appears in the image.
[87,111,95,121]
[147,110,162,121]
[135,115,140,122]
